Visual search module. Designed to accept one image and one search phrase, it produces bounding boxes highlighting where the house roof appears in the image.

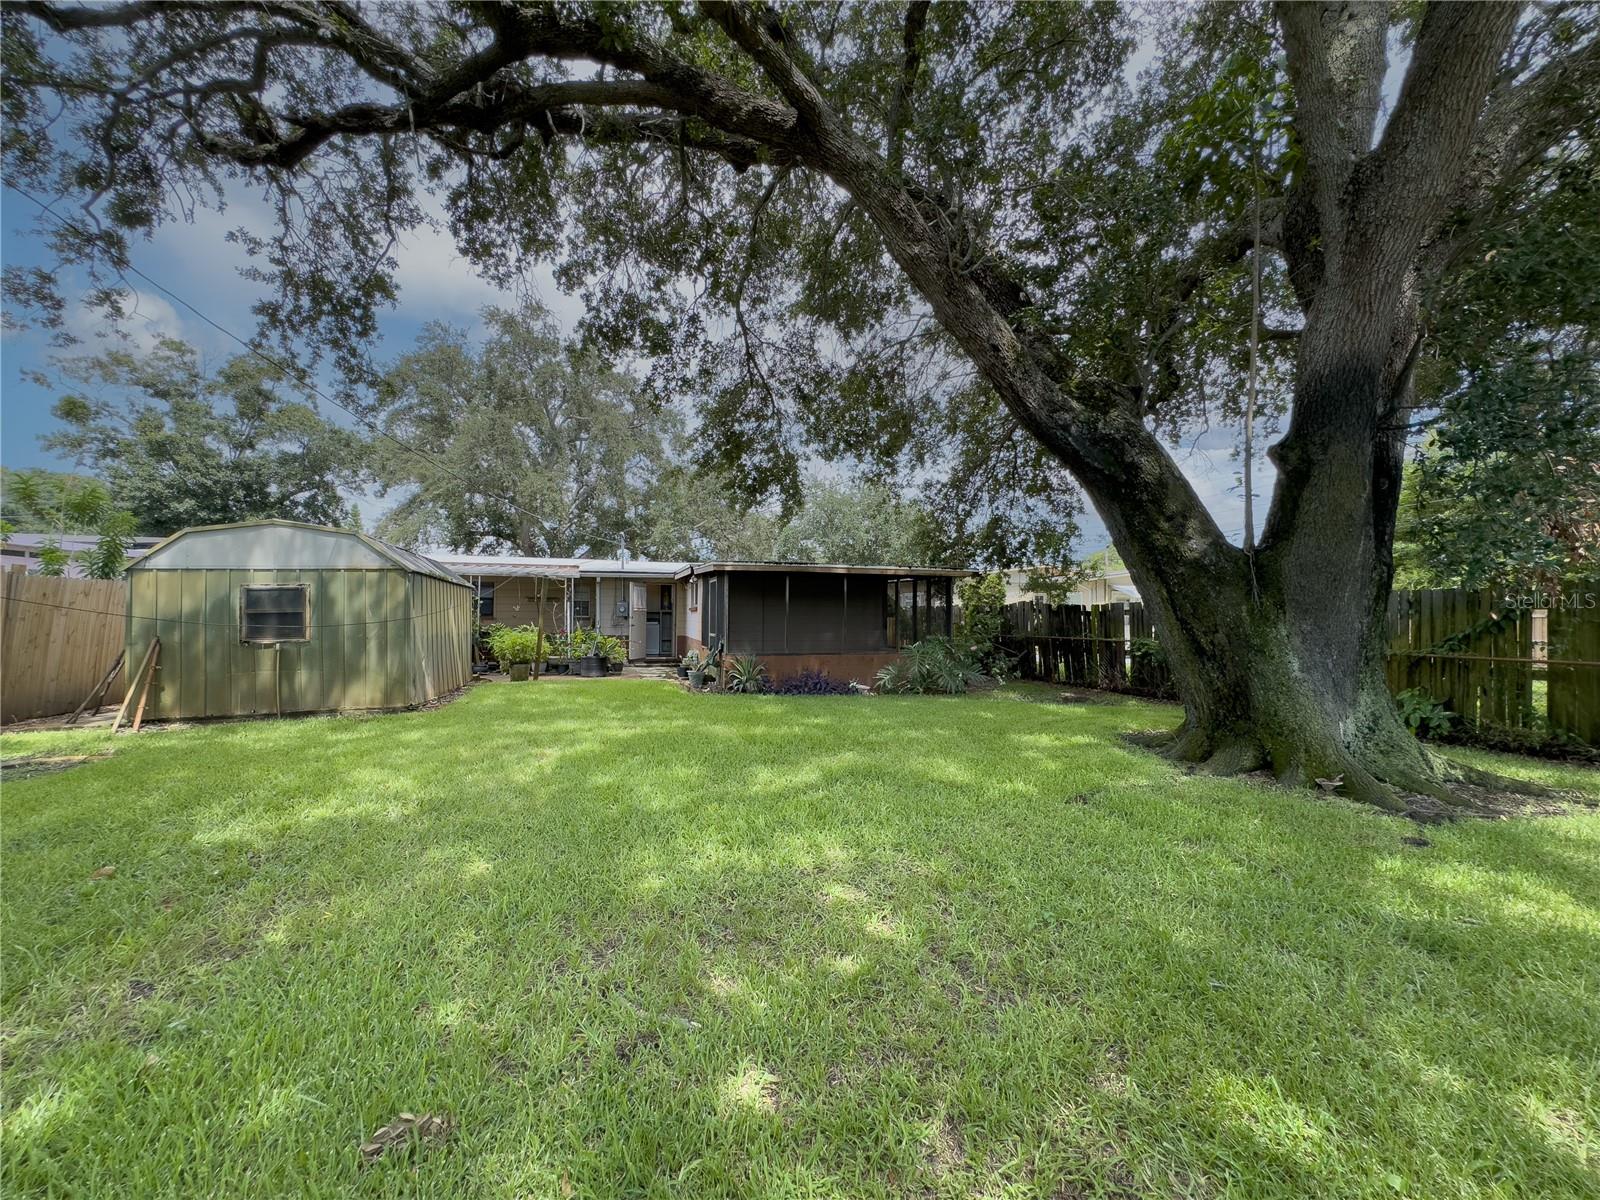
[676,561,971,579]
[2,532,162,553]
[133,519,469,586]
[427,553,686,580]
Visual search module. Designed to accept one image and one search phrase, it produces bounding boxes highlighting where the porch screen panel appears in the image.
[760,575,790,652]
[784,573,844,654]
[703,574,722,648]
[896,579,916,646]
[926,577,951,638]
[845,577,890,650]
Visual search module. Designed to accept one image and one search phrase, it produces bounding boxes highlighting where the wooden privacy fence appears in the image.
[1000,600,1175,698]
[1386,588,1600,745]
[0,569,128,724]
[1001,588,1600,745]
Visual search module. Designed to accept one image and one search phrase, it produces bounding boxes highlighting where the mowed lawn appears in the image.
[2,682,1597,1199]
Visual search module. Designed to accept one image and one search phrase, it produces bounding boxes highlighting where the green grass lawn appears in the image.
[3,682,1597,1199]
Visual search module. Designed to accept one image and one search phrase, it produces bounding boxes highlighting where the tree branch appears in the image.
[1359,1,1520,276]
[885,0,930,172]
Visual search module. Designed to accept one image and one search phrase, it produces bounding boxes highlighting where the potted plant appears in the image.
[543,631,574,674]
[487,624,543,681]
[678,650,698,680]
[600,635,627,672]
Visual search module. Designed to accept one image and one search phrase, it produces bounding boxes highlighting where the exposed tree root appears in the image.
[1127,718,1570,821]
[1195,738,1267,777]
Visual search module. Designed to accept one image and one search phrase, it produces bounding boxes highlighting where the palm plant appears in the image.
[725,655,768,694]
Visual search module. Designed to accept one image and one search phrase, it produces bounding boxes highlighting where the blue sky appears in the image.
[1,173,1270,562]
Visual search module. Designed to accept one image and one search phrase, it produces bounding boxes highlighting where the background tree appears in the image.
[43,338,366,535]
[633,465,781,562]
[0,467,102,531]
[8,2,1597,806]
[1394,131,1600,595]
[771,477,936,566]
[372,303,676,555]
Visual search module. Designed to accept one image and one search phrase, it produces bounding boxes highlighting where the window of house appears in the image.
[688,578,701,609]
[573,596,592,621]
[476,582,494,619]
[240,584,310,644]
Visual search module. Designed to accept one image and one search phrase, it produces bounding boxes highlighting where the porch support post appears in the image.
[784,574,790,653]
[841,575,848,651]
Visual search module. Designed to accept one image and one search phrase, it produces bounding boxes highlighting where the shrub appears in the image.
[1432,719,1600,763]
[774,668,853,696]
[955,572,1010,678]
[487,624,546,667]
[725,655,768,694]
[1394,688,1455,738]
[876,637,983,695]
[548,629,627,660]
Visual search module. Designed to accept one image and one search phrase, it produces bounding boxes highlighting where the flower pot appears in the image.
[688,669,706,688]
[580,654,605,678]
[676,665,689,679]
[508,662,531,681]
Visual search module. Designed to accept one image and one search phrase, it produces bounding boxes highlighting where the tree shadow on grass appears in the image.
[3,682,1597,1197]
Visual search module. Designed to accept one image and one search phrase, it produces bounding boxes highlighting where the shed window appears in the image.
[240,584,310,644]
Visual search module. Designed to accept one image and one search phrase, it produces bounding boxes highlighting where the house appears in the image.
[1004,565,1140,606]
[127,519,472,719]
[434,553,969,681]
[1,531,161,576]
[677,562,970,683]
[427,554,689,660]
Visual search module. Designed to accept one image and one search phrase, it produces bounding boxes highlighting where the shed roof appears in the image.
[133,519,469,586]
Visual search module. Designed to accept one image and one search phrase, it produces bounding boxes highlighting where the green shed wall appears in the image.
[406,571,473,702]
[127,566,470,719]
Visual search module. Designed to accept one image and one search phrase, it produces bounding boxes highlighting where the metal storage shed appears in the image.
[126,519,473,720]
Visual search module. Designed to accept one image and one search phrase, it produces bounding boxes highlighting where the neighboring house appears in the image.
[1,532,161,577]
[1004,566,1140,606]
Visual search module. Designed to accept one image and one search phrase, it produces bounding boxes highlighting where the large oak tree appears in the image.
[6,1,1596,807]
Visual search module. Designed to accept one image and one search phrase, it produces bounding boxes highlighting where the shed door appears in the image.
[628,582,648,660]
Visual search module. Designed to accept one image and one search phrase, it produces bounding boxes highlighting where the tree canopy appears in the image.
[371,302,675,555]
[0,467,137,578]
[41,338,367,535]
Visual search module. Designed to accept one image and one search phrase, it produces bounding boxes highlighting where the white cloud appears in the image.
[389,200,588,334]
[64,288,187,354]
